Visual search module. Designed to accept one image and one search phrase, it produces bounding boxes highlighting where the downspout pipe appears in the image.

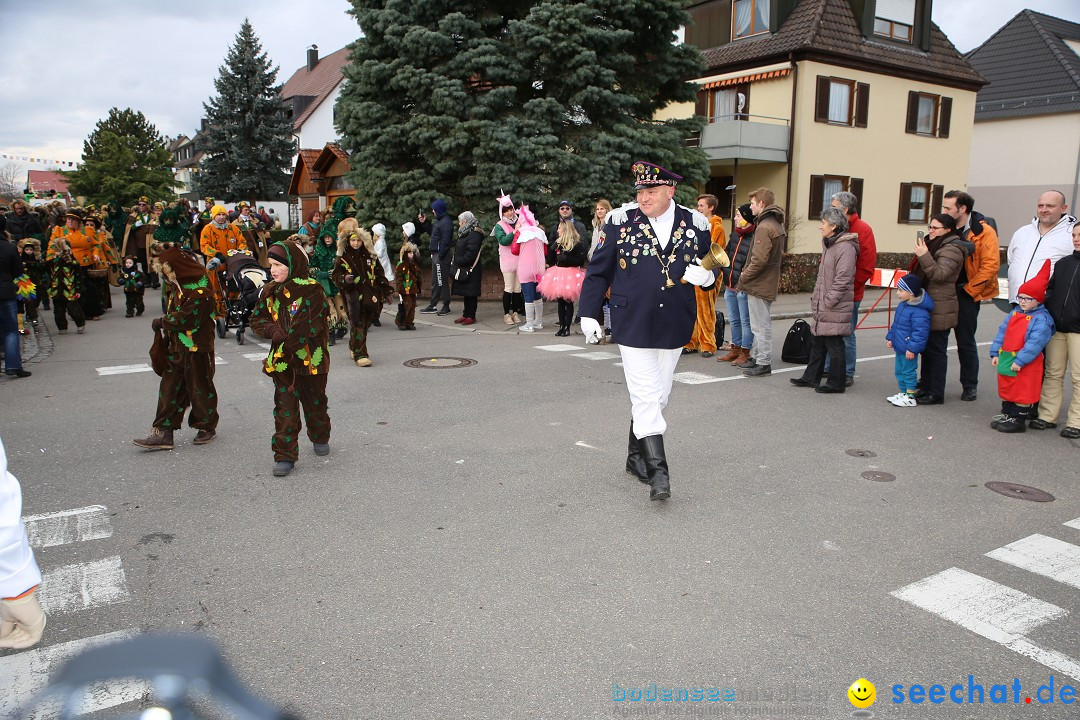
[784,52,798,246]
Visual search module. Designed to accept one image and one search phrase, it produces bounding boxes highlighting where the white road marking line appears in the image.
[535,344,580,352]
[243,352,266,360]
[570,351,620,361]
[1063,518,1080,531]
[37,557,131,615]
[95,364,152,376]
[23,505,113,548]
[986,534,1080,589]
[0,630,146,718]
[575,441,599,450]
[215,356,228,365]
[255,341,272,349]
[672,371,724,385]
[892,567,1080,681]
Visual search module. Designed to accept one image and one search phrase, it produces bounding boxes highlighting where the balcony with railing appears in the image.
[688,114,789,163]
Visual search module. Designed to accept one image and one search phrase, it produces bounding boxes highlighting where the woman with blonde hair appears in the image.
[539,219,588,336]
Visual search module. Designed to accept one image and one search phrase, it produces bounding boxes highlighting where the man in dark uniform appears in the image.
[579,161,717,501]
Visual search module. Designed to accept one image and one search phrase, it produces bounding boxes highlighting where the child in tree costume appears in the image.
[395,240,422,330]
[133,243,219,451]
[249,240,332,478]
[119,255,146,317]
[309,228,348,343]
[332,219,392,367]
[17,239,47,325]
[45,238,86,334]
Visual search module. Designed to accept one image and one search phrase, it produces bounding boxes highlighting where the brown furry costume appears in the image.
[140,243,219,441]
[331,220,392,364]
[249,240,331,463]
[394,241,422,330]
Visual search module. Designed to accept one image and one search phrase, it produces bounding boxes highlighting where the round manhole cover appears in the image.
[861,471,895,482]
[403,357,478,370]
[985,482,1055,502]
[847,449,878,458]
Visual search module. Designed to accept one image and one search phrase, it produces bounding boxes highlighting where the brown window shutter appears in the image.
[898,183,912,223]
[808,175,826,219]
[696,89,709,120]
[938,97,952,138]
[815,76,831,123]
[849,178,864,215]
[932,185,944,216]
[854,83,869,128]
[905,92,919,134]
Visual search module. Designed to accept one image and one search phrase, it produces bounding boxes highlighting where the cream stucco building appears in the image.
[668,0,985,253]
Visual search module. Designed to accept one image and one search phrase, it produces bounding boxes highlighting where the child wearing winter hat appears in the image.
[119,254,146,318]
[885,273,934,407]
[989,259,1056,432]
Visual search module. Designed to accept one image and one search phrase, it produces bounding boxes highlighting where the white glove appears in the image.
[580,317,602,344]
[206,257,222,271]
[682,262,713,287]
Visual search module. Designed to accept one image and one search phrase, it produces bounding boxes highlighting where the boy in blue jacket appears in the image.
[885,274,933,407]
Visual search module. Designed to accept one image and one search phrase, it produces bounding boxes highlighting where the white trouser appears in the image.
[619,346,682,438]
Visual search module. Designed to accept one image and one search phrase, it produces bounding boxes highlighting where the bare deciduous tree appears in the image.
[0,162,24,198]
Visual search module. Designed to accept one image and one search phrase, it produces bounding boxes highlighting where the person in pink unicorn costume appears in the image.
[514,204,549,332]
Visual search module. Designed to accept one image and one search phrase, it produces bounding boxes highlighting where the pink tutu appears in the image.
[538,266,586,301]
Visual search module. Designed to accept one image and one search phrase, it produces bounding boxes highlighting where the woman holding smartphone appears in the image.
[910,213,970,405]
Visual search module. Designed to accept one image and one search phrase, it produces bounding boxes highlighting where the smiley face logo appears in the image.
[848,678,876,709]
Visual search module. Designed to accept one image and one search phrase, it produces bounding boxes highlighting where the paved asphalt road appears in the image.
[1,288,1078,719]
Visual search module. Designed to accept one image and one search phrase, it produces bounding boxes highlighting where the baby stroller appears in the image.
[215,252,269,345]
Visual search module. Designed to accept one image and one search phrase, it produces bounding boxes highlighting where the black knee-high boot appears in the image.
[555,300,569,336]
[637,435,671,500]
[513,292,525,315]
[503,291,512,315]
[626,421,648,482]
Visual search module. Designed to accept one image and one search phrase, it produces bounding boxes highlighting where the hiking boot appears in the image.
[996,417,1026,433]
[743,364,771,377]
[133,428,174,450]
[193,430,216,445]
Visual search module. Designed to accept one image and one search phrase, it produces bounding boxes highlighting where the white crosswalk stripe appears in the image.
[2,505,145,714]
[37,556,131,615]
[95,364,152,376]
[986,534,1080,590]
[892,520,1080,683]
[23,505,113,548]
[0,630,147,718]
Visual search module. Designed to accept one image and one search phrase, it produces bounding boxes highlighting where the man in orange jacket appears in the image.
[943,190,1000,401]
[200,204,248,315]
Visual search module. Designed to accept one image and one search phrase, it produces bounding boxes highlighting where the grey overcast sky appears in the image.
[1,0,1077,178]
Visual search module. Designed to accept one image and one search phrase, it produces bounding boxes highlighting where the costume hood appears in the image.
[154,242,207,285]
[399,241,419,262]
[267,239,310,278]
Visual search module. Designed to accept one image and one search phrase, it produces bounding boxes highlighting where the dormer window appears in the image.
[874,0,914,43]
[733,0,769,39]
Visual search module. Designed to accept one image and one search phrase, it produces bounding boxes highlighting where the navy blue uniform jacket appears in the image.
[579,203,715,349]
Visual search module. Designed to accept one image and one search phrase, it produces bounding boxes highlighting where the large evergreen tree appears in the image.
[66,108,176,206]
[336,0,707,230]
[196,19,293,204]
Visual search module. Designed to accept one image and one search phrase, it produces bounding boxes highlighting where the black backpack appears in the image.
[781,319,812,364]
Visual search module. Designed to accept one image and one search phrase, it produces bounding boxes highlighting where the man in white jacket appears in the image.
[0,435,46,649]
[1007,191,1076,304]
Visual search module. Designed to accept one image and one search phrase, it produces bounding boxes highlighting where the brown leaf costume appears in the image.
[394,241,422,330]
[331,222,393,362]
[151,243,219,433]
[249,240,332,463]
